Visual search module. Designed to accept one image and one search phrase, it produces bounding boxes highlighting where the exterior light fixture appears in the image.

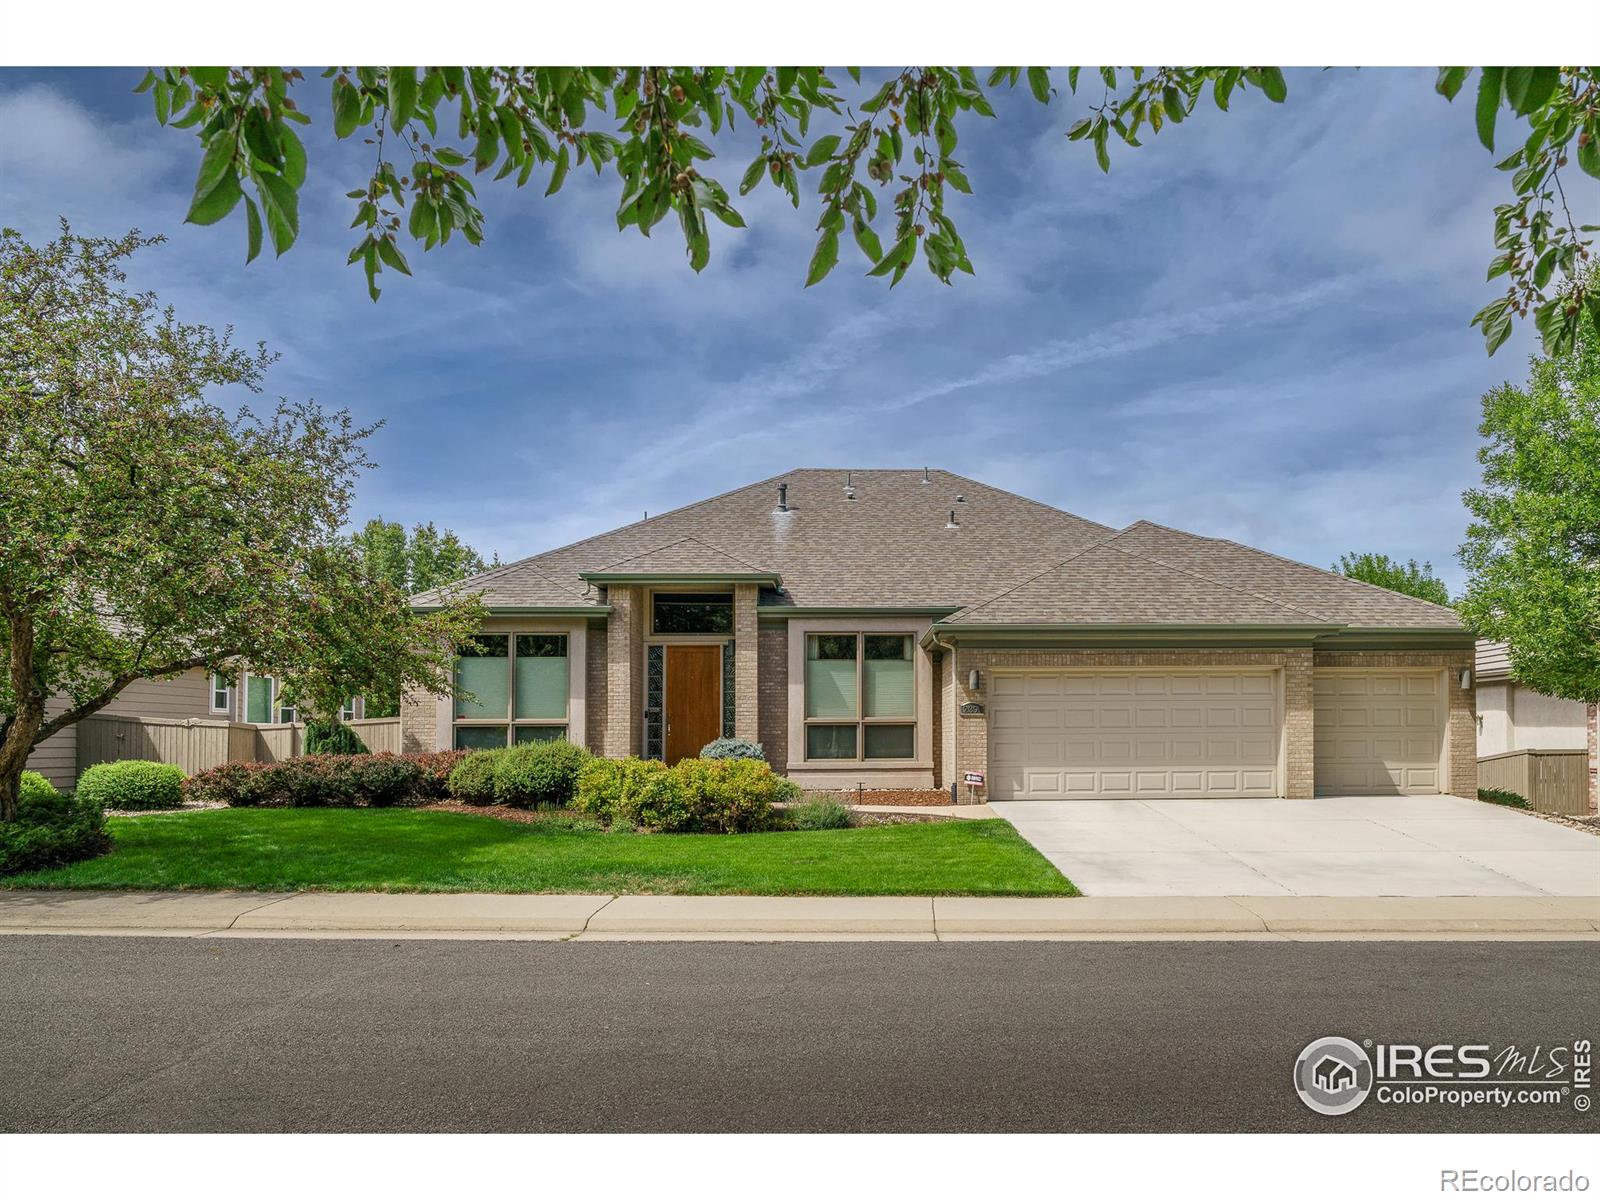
[1458,667,1473,690]
[968,668,981,692]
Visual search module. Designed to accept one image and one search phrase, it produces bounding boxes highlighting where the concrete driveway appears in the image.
[987,796,1600,897]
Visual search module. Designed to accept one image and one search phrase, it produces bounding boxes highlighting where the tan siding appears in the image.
[101,669,217,721]
[23,695,78,790]
[1475,639,1512,681]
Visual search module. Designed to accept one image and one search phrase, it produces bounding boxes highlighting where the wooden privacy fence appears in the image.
[1477,749,1591,816]
[75,714,403,778]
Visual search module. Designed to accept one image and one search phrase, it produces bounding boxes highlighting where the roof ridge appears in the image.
[937,469,1117,535]
[419,468,801,596]
[595,534,772,574]
[1105,526,1329,622]
[1128,520,1460,619]
[1098,538,1329,623]
[947,528,1129,621]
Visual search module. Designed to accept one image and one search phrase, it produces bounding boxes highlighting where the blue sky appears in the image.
[0,67,1571,593]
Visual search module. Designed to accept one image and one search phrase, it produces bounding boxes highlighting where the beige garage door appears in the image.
[1313,672,1444,795]
[988,672,1280,800]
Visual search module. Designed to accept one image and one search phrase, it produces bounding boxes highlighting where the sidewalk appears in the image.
[1,890,1597,941]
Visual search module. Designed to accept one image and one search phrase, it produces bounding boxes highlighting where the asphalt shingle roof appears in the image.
[412,469,1463,631]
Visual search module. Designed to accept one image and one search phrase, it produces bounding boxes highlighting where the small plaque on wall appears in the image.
[959,702,984,717]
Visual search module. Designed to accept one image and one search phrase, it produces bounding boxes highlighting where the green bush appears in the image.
[573,757,668,827]
[1,793,109,876]
[19,770,62,816]
[787,794,854,830]
[446,749,505,805]
[699,737,765,761]
[1478,786,1532,810]
[76,760,186,811]
[413,750,470,798]
[184,754,426,808]
[577,756,792,832]
[492,739,593,808]
[304,720,369,755]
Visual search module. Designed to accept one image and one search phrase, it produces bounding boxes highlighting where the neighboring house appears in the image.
[23,667,365,790]
[1475,639,1597,809]
[406,469,1475,802]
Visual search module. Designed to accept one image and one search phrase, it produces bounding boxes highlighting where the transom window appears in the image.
[803,633,916,761]
[453,633,570,749]
[652,592,733,635]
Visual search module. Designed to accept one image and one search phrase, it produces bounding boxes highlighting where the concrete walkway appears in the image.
[0,890,1596,940]
[988,795,1600,896]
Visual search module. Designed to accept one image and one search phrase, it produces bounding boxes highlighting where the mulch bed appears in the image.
[809,788,955,807]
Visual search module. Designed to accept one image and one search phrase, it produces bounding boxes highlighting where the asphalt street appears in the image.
[0,936,1594,1132]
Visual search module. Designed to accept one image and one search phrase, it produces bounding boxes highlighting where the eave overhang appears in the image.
[578,572,783,586]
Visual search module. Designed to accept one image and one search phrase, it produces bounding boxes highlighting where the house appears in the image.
[1312,1056,1357,1093]
[1475,639,1597,811]
[24,667,366,790]
[405,469,1475,802]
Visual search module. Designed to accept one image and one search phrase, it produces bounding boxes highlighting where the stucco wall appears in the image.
[1476,682,1588,756]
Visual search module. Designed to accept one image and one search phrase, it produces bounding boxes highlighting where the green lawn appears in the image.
[2,808,1077,896]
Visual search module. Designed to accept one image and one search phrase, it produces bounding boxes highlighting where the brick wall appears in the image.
[399,686,441,754]
[733,583,760,741]
[603,586,642,757]
[586,622,608,753]
[757,623,788,766]
[1314,649,1476,799]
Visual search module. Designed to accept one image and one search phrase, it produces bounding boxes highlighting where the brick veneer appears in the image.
[603,585,642,757]
[757,623,788,765]
[399,685,439,754]
[1314,649,1476,799]
[733,584,760,741]
[585,622,608,752]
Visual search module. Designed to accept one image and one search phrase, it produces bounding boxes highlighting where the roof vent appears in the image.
[776,483,789,513]
[946,509,960,530]
[844,472,856,500]
[955,494,966,503]
[921,467,930,483]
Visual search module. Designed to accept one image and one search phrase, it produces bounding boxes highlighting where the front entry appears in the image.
[664,644,723,764]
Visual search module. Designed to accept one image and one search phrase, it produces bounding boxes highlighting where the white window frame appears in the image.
[340,698,358,722]
[209,671,232,715]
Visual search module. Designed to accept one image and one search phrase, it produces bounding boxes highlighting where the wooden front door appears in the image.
[664,644,723,764]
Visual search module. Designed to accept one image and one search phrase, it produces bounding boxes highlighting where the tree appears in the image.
[1458,277,1600,703]
[0,223,483,820]
[1334,554,1452,606]
[349,517,495,595]
[134,66,1600,354]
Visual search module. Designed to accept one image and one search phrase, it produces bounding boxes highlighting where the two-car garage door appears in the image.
[989,672,1279,799]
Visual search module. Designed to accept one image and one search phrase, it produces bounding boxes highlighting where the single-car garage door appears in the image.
[1314,671,1444,795]
[989,672,1280,800]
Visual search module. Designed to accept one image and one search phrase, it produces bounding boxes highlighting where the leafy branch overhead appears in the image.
[139,65,1600,354]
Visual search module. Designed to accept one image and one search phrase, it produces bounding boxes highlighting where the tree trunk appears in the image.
[0,714,42,823]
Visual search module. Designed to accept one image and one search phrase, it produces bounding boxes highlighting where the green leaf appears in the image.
[190,135,237,211]
[1576,129,1600,181]
[388,67,418,132]
[1026,67,1051,104]
[1504,66,1558,116]
[1066,118,1092,142]
[867,234,914,277]
[851,213,882,263]
[333,78,362,139]
[244,195,263,263]
[1532,246,1557,289]
[1476,67,1503,152]
[376,236,412,276]
[545,145,570,197]
[1257,68,1287,103]
[256,171,300,254]
[185,167,242,225]
[1434,67,1470,101]
[243,108,283,169]
[280,124,306,189]
[804,134,841,167]
[189,66,229,91]
[805,226,839,286]
[943,163,972,194]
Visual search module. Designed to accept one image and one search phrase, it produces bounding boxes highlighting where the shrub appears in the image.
[413,750,469,799]
[304,720,369,756]
[699,737,766,761]
[1478,786,1531,810]
[787,795,854,830]
[573,757,668,827]
[446,749,505,805]
[19,770,62,817]
[184,753,425,808]
[76,760,186,811]
[492,739,594,808]
[576,756,793,833]
[1,793,109,876]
